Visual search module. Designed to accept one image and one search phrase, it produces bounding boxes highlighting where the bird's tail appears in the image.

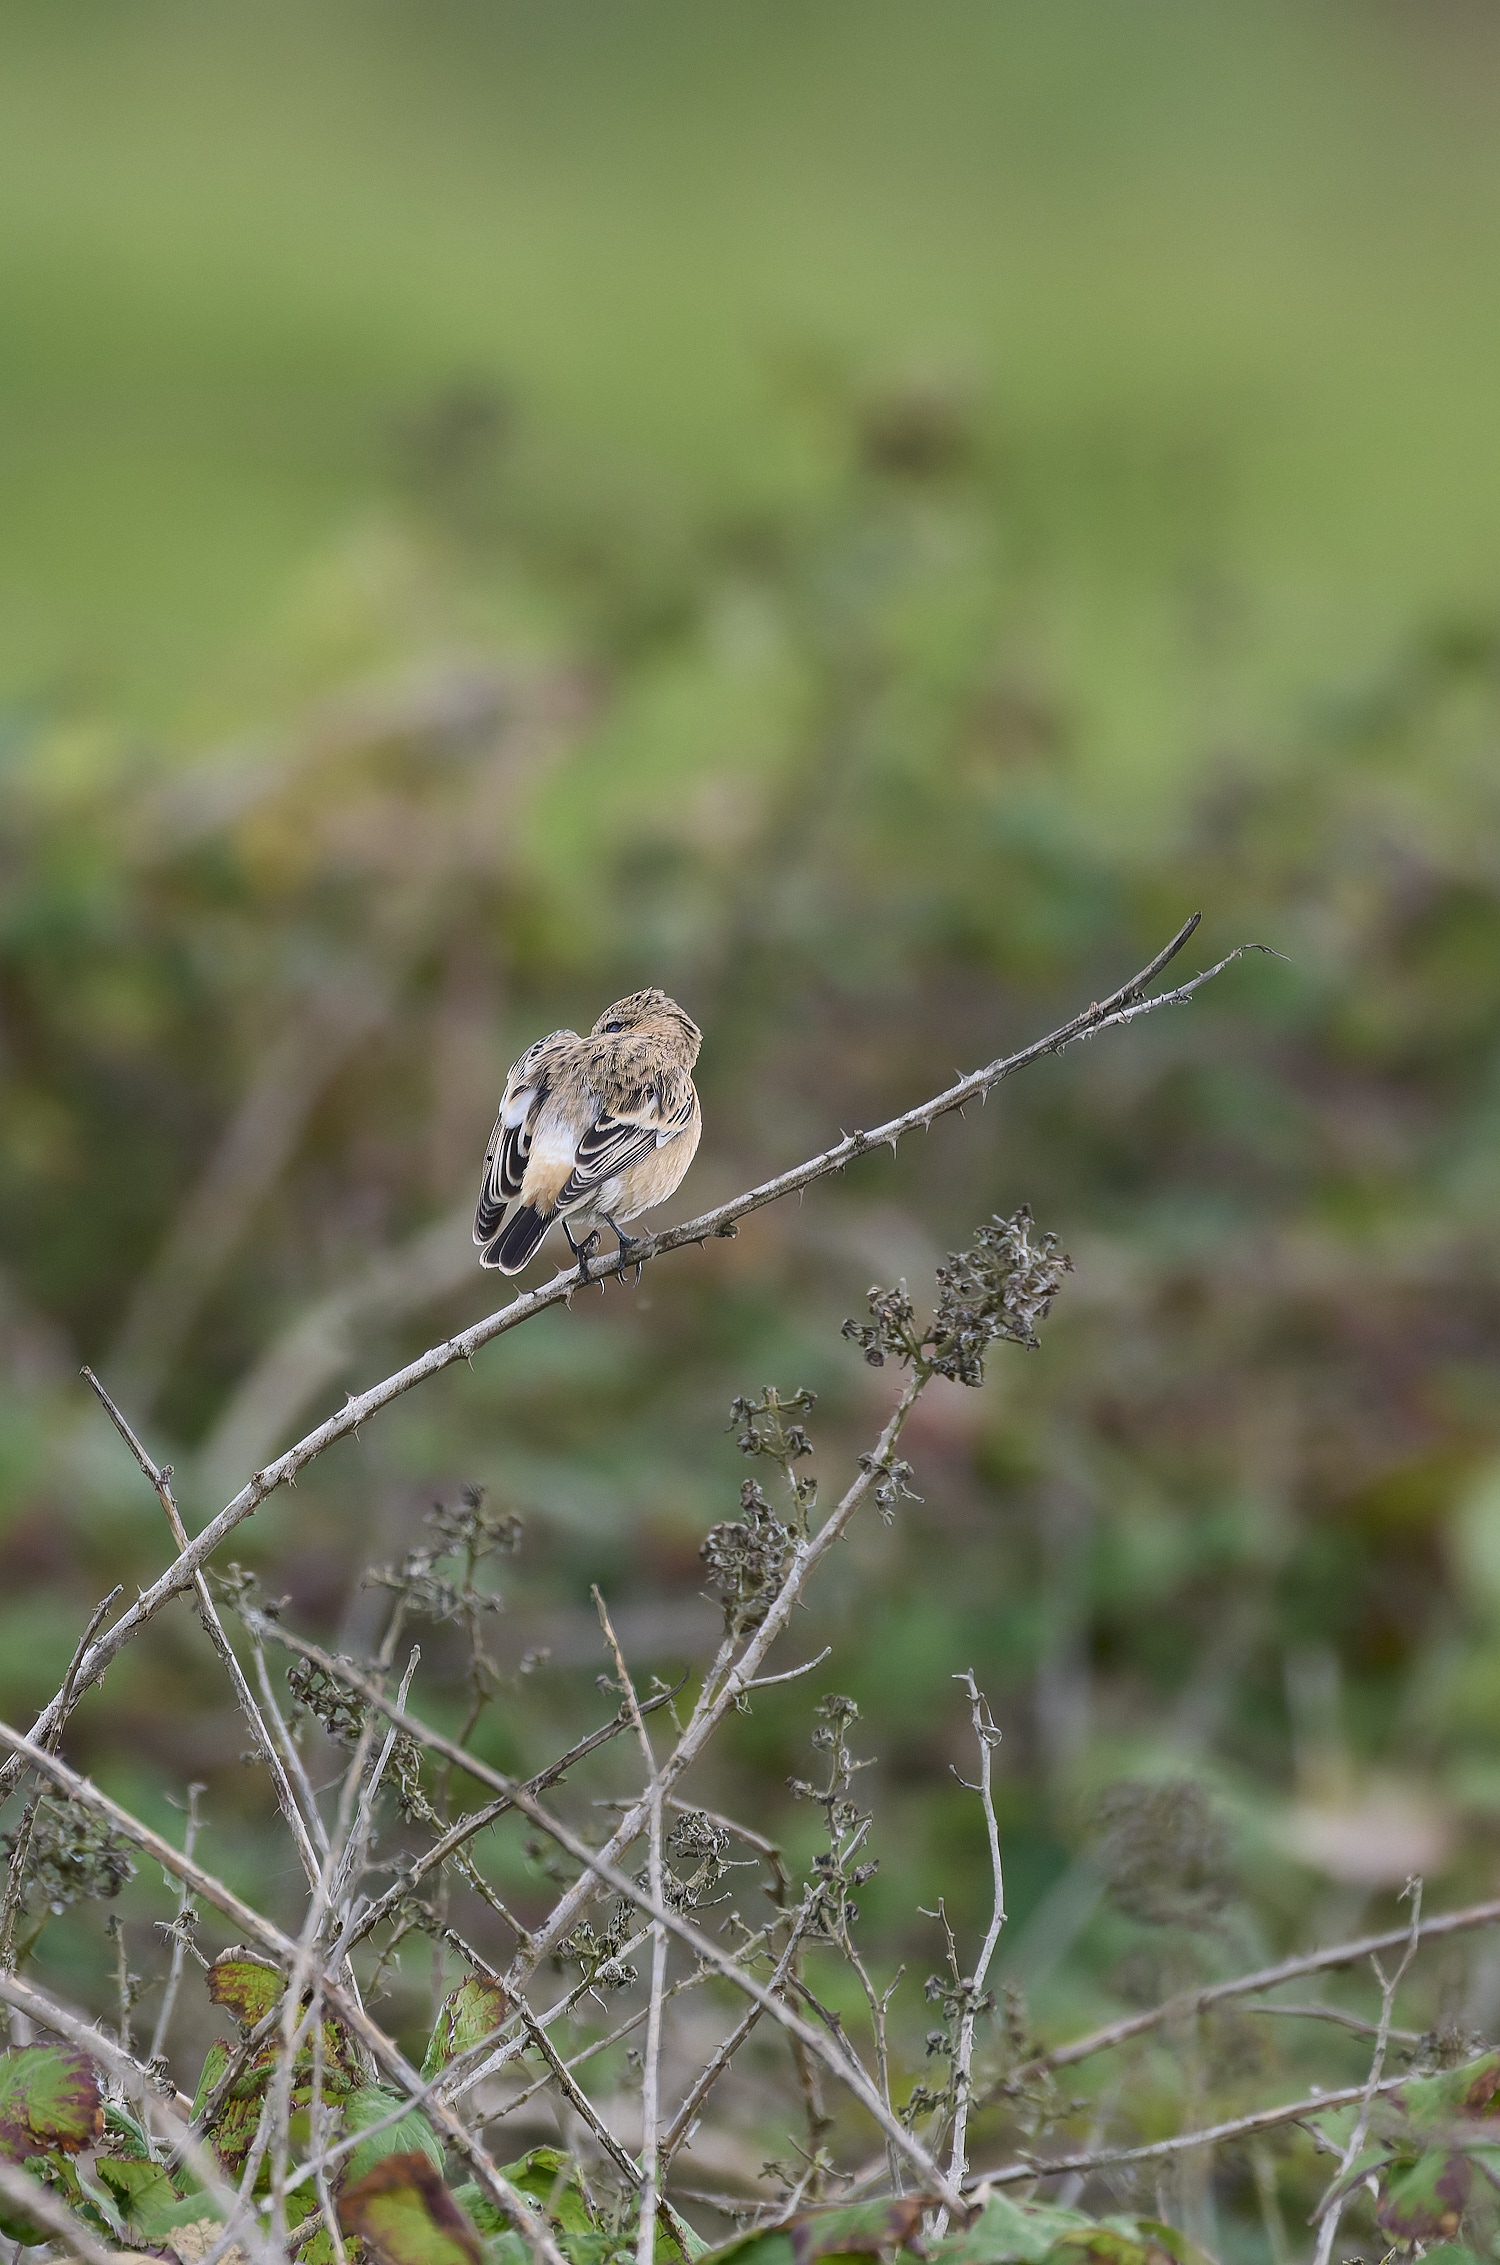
[481,1203,553,1273]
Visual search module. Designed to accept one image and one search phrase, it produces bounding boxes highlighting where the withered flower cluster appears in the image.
[842,1205,1072,1386]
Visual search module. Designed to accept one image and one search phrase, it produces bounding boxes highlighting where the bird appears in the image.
[474,988,703,1276]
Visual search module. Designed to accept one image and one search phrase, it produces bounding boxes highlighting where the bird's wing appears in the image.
[556,1083,696,1212]
[474,1032,576,1246]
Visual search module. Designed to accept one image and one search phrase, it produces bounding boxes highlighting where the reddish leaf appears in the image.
[206,1951,284,2027]
[0,2047,103,2160]
[788,2199,929,2265]
[420,1978,508,2081]
[1377,2149,1473,2242]
[338,2151,482,2265]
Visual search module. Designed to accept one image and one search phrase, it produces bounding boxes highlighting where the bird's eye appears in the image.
[602,1020,623,1034]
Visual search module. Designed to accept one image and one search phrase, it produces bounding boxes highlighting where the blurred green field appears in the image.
[6,1,1500,778]
[5,4,1500,2254]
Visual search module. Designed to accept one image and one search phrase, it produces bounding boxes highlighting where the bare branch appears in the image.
[1311,1878,1423,2265]
[1034,1890,1500,2074]
[660,1888,820,2166]
[79,1367,324,1887]
[341,1680,683,1958]
[743,1649,833,1690]
[0,1965,190,2113]
[0,1581,122,1970]
[970,2073,1412,2191]
[148,1781,205,2064]
[3,916,1257,1780]
[594,1593,667,2265]
[1245,2003,1424,2045]
[516,1998,639,2188]
[0,1713,577,2263]
[934,1673,1006,2234]
[240,1612,966,2210]
[505,1371,929,1989]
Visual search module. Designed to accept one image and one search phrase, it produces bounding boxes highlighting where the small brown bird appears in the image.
[474,988,703,1275]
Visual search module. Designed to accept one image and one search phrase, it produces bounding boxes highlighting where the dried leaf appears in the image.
[339,2151,482,2265]
[165,2216,249,2265]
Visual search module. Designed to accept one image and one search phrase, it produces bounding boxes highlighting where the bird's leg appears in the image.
[562,1218,601,1285]
[606,1218,651,1285]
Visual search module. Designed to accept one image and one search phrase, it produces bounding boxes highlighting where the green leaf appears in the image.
[932,2207,1212,2265]
[422,1978,509,2082]
[1046,2234,1155,2265]
[699,2200,929,2265]
[1129,2221,1215,2265]
[789,2200,929,2264]
[496,2147,596,2235]
[473,2235,529,2265]
[560,2239,637,2265]
[339,2150,483,2265]
[207,1949,285,2027]
[0,2167,70,2247]
[0,2046,103,2161]
[343,2086,445,2184]
[1377,2148,1473,2241]
[191,2041,231,2124]
[102,2102,152,2161]
[1390,2053,1500,2136]
[932,2196,1097,2265]
[683,2227,793,2265]
[195,1971,363,2174]
[95,2156,192,2240]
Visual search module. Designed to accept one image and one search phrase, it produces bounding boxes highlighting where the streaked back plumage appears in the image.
[475,990,702,1272]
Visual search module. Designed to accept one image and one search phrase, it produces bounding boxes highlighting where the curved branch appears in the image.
[2,914,1264,1788]
[1034,1890,1500,2075]
[970,2071,1409,2192]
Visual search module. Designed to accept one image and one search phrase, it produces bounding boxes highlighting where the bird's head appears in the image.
[592,988,702,1067]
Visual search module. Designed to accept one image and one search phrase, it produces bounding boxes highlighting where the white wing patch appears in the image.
[473,1032,578,1246]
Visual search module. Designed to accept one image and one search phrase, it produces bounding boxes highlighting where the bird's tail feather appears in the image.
[482,1203,552,1273]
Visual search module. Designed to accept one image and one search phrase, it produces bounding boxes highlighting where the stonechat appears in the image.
[475,988,702,1275]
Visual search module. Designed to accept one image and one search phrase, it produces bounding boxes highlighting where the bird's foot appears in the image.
[563,1222,602,1286]
[609,1221,652,1285]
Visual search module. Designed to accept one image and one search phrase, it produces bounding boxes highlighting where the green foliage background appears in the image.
[5,0,1500,2245]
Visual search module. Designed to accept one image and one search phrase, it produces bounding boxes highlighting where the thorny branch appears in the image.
[12,913,1448,2265]
[236,1607,968,2212]
[1,914,1258,1778]
[970,2071,1415,2192]
[1032,1892,1500,2075]
[80,1366,324,1888]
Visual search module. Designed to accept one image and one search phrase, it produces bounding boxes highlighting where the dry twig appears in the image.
[1,914,1256,1782]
